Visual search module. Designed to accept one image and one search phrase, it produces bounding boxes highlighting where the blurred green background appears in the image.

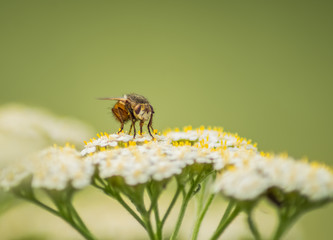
[1,1,332,239]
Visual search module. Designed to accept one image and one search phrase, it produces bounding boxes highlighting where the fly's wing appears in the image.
[97,97,129,108]
[97,97,127,101]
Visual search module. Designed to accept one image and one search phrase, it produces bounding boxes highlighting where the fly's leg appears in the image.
[147,112,154,139]
[139,121,144,135]
[128,124,133,135]
[131,119,136,138]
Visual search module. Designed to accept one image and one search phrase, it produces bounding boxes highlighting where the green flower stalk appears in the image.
[0,145,96,239]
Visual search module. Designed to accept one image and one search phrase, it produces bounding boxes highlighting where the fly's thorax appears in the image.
[133,104,152,121]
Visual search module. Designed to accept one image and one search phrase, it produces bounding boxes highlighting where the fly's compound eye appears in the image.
[134,105,142,115]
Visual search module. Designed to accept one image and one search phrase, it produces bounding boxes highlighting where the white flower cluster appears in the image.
[213,151,333,202]
[166,127,256,150]
[1,126,332,203]
[81,127,257,157]
[0,146,94,191]
[86,142,221,185]
[79,128,257,186]
[0,160,31,191]
[81,132,167,156]
[214,148,257,170]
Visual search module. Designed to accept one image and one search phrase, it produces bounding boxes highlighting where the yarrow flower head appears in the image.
[213,165,271,201]
[81,126,257,156]
[0,145,94,191]
[213,151,270,201]
[259,155,333,202]
[213,150,333,202]
[165,126,257,150]
[80,126,258,186]
[86,142,220,185]
[80,132,167,156]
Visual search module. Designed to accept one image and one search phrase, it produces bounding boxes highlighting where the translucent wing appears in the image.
[97,97,127,101]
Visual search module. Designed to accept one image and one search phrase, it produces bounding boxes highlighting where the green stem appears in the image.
[113,192,146,229]
[94,176,107,189]
[247,212,261,240]
[152,203,162,240]
[92,182,146,229]
[66,217,96,240]
[170,175,203,240]
[191,194,215,240]
[272,211,300,240]
[25,196,61,218]
[93,180,157,239]
[153,203,162,240]
[169,189,190,240]
[217,201,235,228]
[67,201,91,234]
[272,214,288,240]
[147,183,162,240]
[142,213,157,240]
[21,192,96,240]
[210,205,240,240]
[52,191,96,240]
[196,179,207,214]
[161,185,181,228]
